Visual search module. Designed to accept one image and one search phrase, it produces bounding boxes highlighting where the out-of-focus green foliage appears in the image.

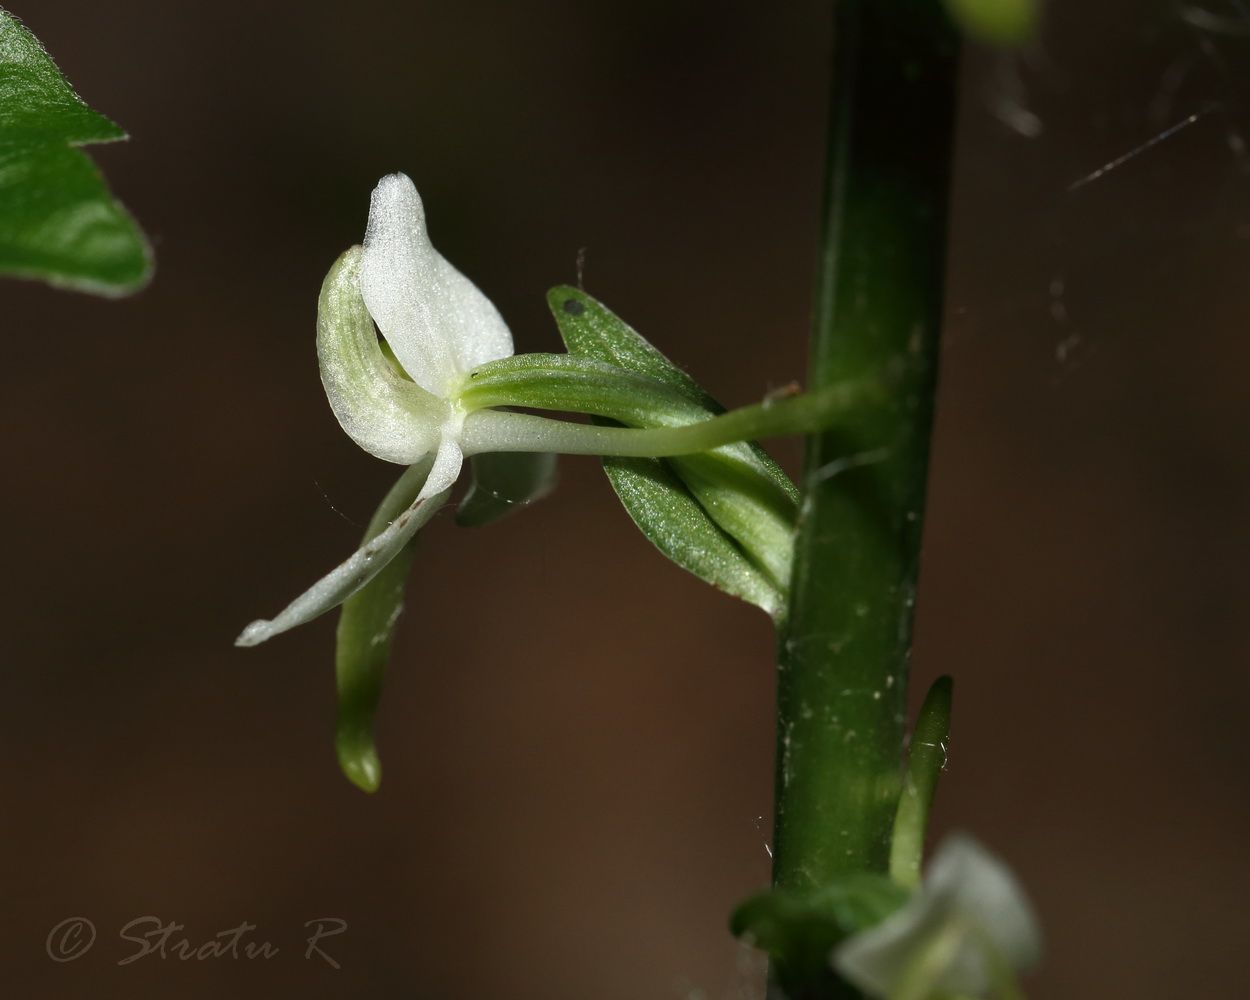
[944,0,1038,46]
[0,8,151,295]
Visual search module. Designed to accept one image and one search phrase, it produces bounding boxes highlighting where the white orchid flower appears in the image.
[236,173,512,647]
[833,834,1041,1000]
[237,173,859,649]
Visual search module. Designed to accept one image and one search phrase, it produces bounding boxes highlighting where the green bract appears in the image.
[890,676,955,891]
[0,9,151,294]
[549,288,799,616]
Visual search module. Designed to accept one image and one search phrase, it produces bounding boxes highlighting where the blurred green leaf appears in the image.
[547,286,797,613]
[0,8,151,294]
[732,874,909,999]
[943,0,1037,46]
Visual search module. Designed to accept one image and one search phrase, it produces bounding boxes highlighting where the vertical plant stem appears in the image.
[773,0,960,902]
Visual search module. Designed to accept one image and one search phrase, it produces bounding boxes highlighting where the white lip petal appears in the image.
[360,173,513,396]
[317,245,446,465]
[235,461,451,648]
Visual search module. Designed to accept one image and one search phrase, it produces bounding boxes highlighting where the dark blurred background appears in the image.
[3,0,1248,996]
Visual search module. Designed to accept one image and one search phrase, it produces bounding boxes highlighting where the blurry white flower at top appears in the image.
[833,834,1041,1000]
[236,173,513,647]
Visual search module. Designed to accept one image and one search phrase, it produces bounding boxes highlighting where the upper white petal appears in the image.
[359,173,513,396]
[833,834,1041,997]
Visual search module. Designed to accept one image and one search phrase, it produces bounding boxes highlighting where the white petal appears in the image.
[359,174,513,396]
[318,246,446,464]
[923,835,1041,977]
[235,459,454,648]
[833,834,1041,997]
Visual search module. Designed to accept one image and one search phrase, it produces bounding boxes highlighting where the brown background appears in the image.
[3,1,1248,997]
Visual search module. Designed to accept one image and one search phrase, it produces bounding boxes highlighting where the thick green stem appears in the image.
[773,0,959,909]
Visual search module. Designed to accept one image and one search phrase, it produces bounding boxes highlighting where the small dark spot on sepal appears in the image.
[562,298,585,316]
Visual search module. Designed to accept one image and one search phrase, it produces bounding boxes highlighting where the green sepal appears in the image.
[459,353,698,424]
[546,286,798,611]
[455,451,558,528]
[334,461,430,792]
[0,10,152,294]
[731,875,909,999]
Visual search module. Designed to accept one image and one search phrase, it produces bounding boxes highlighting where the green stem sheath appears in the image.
[773,0,959,910]
[889,676,954,890]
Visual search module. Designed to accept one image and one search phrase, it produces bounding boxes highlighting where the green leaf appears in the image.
[334,461,432,792]
[731,875,909,999]
[546,286,798,612]
[455,451,558,528]
[0,9,152,294]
